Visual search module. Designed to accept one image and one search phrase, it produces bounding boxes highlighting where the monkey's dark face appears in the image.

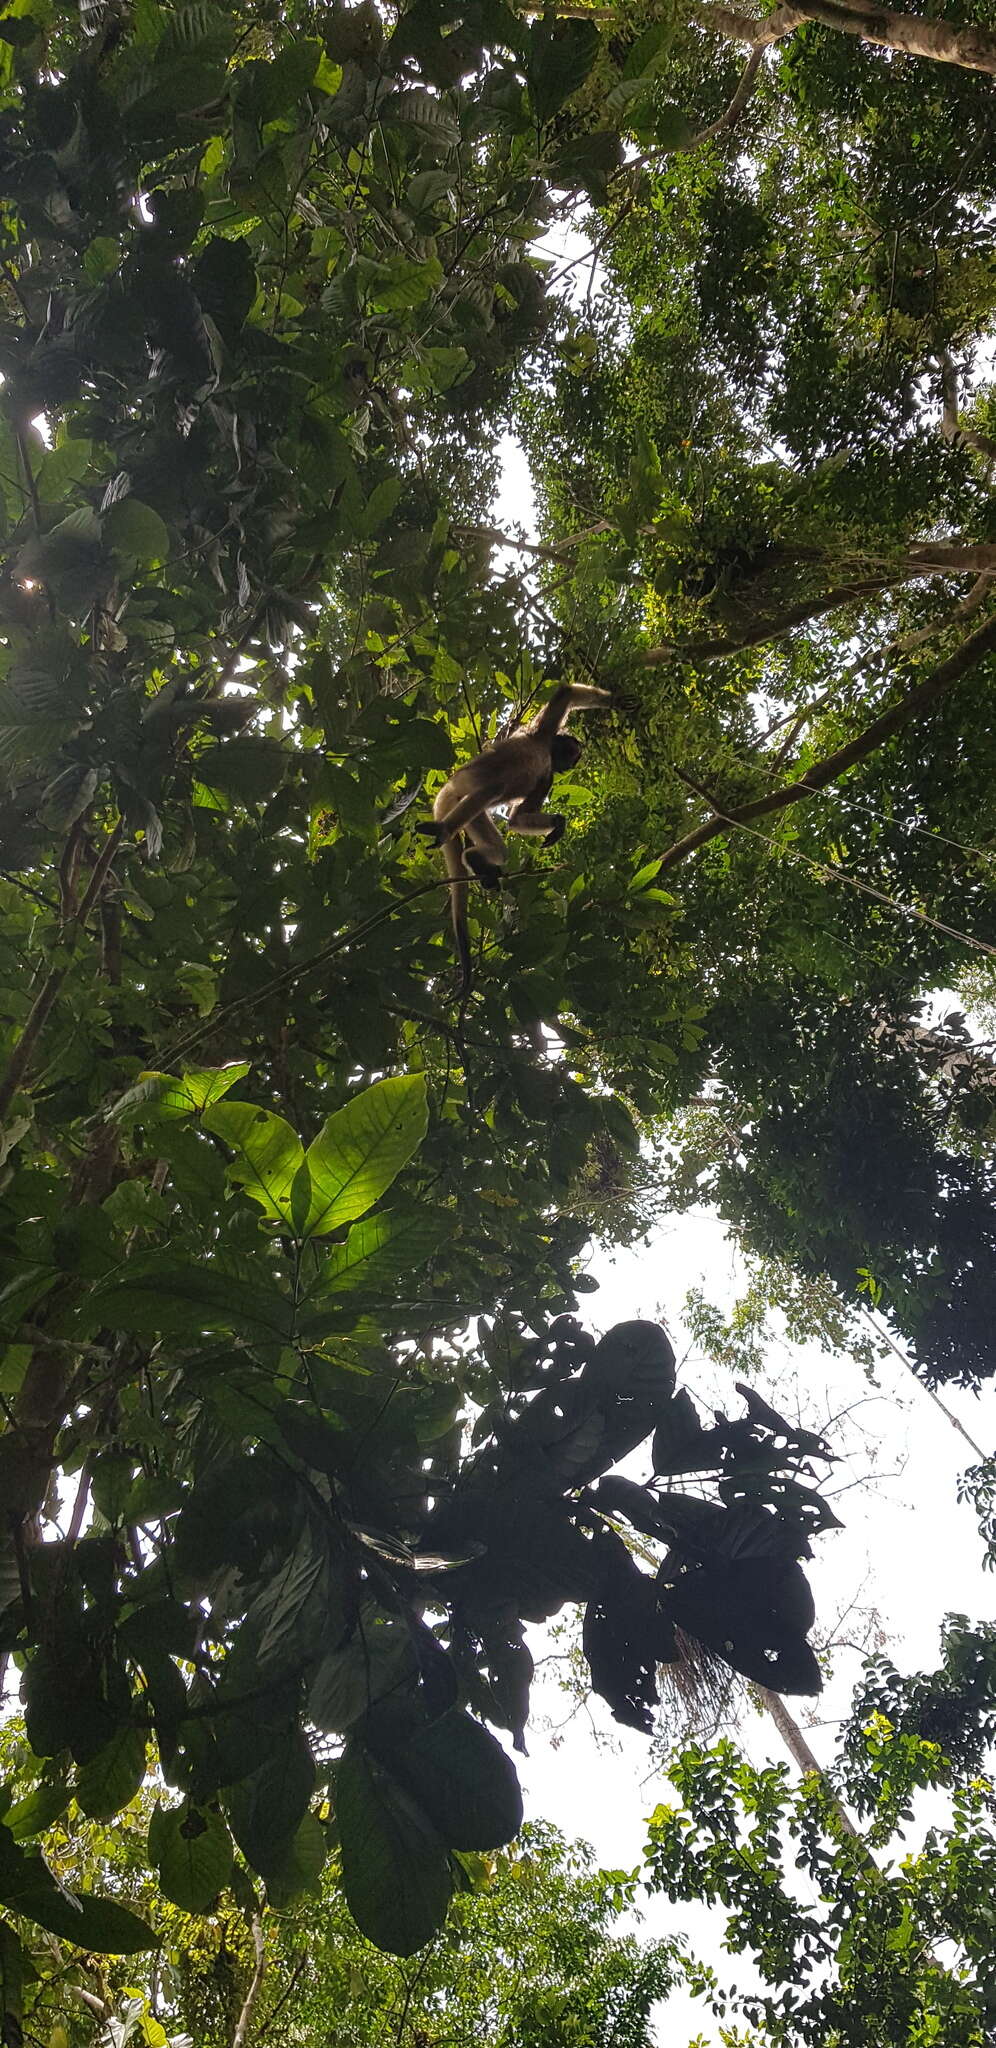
[551,733,582,774]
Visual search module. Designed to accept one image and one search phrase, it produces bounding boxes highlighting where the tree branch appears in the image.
[639,546,996,667]
[695,0,996,71]
[937,351,996,468]
[657,609,996,873]
[231,1912,268,2048]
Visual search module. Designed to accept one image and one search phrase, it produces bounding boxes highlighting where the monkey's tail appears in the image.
[443,836,472,992]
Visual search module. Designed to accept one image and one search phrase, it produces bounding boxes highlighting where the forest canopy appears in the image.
[1,0,996,2025]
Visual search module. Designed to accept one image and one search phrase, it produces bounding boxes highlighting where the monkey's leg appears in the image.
[506,807,566,846]
[463,811,506,889]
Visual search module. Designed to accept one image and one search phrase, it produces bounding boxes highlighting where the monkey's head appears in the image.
[551,733,582,774]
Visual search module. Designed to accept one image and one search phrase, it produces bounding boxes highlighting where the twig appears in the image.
[253,1958,306,2044]
[626,44,765,175]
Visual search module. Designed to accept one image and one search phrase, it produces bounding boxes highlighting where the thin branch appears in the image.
[151,873,451,1072]
[253,1959,306,2045]
[657,609,996,873]
[627,44,766,175]
[231,1912,268,2048]
[65,1463,91,1544]
[858,1306,988,1462]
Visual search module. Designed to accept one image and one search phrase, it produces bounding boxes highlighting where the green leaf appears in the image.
[244,1530,329,1676]
[300,1075,428,1237]
[103,498,170,565]
[90,1265,294,1341]
[90,1450,136,1524]
[112,1063,250,1120]
[193,738,289,802]
[653,103,696,151]
[309,1607,414,1732]
[380,87,460,148]
[0,15,40,43]
[365,255,444,313]
[527,18,599,125]
[548,129,621,203]
[235,36,321,119]
[24,1890,157,1953]
[0,1829,155,1951]
[263,1811,328,1906]
[337,1744,452,1955]
[149,1801,234,1912]
[3,1775,70,1841]
[202,1101,305,1225]
[317,1207,447,1296]
[76,1727,147,1820]
[192,235,257,341]
[362,477,403,535]
[381,1709,523,1852]
[226,1731,315,1880]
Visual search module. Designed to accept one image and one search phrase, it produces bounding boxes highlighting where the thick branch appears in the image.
[696,0,996,70]
[907,542,996,574]
[657,609,996,873]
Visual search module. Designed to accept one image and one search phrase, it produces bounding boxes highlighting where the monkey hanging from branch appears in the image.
[417,682,612,990]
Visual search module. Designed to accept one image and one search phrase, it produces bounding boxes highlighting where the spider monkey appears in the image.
[417,683,612,990]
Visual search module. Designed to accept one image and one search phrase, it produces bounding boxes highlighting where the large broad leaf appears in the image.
[337,1744,452,1955]
[202,1101,305,1225]
[110,1064,249,1121]
[296,1075,428,1237]
[0,1826,154,1951]
[380,1708,523,1852]
[243,1528,330,1677]
[88,1264,294,1341]
[3,1774,70,1841]
[583,1319,676,1403]
[148,1801,234,1911]
[75,1726,147,1819]
[103,497,170,565]
[263,1811,328,1907]
[316,1207,447,1296]
[527,18,599,126]
[226,1731,315,1881]
[309,1607,414,1733]
[193,738,289,803]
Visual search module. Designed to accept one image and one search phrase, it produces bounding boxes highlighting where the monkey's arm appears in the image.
[529,683,612,736]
